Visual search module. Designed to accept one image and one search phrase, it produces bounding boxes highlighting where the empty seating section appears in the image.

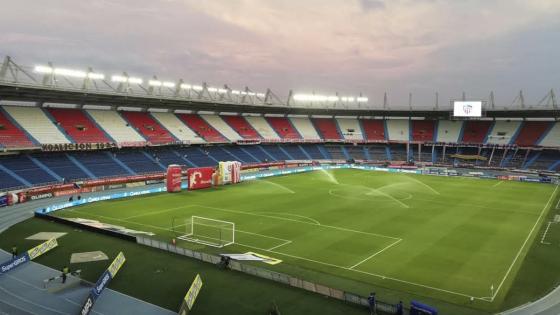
[0,109,34,148]
[389,144,408,161]
[0,155,56,185]
[261,145,290,160]
[201,115,243,141]
[528,150,557,170]
[539,122,560,147]
[221,116,261,139]
[120,111,175,144]
[73,151,131,178]
[35,154,88,181]
[411,120,436,142]
[150,148,193,167]
[312,118,341,140]
[461,121,493,144]
[47,108,110,143]
[177,114,227,143]
[325,145,346,160]
[386,120,410,141]
[86,109,145,143]
[346,145,366,160]
[0,168,24,189]
[300,144,325,159]
[289,117,321,140]
[360,119,385,141]
[223,146,259,163]
[514,121,551,146]
[3,106,70,144]
[242,146,272,161]
[174,147,216,167]
[244,116,280,140]
[205,146,238,162]
[282,145,308,159]
[368,146,388,161]
[265,117,301,139]
[486,121,521,145]
[114,151,163,174]
[336,118,364,140]
[436,120,462,143]
[151,112,205,144]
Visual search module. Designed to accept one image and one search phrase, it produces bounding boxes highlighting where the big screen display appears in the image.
[453,101,482,117]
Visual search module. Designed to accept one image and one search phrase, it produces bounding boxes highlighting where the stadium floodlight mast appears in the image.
[34,65,105,80]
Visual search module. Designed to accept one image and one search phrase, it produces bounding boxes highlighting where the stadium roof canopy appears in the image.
[0,56,558,119]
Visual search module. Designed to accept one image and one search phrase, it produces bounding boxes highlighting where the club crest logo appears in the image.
[463,104,472,115]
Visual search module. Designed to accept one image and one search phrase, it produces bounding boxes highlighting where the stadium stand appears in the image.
[461,121,493,144]
[34,153,89,181]
[411,120,436,142]
[244,116,280,140]
[0,108,35,148]
[360,119,386,141]
[386,119,410,141]
[221,115,261,140]
[0,155,57,185]
[200,114,243,141]
[539,122,560,147]
[86,109,146,143]
[514,121,551,146]
[435,120,463,143]
[114,150,164,173]
[265,116,301,139]
[47,108,111,143]
[0,167,25,189]
[336,118,364,140]
[72,151,132,177]
[485,120,522,145]
[120,111,176,144]
[289,117,321,140]
[312,118,342,140]
[177,114,228,142]
[261,145,291,160]
[150,112,205,144]
[300,144,328,159]
[3,106,71,144]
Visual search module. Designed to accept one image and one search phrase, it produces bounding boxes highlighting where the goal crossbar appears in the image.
[177,216,235,248]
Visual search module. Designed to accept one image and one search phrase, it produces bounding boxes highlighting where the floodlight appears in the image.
[149,80,162,87]
[111,75,127,82]
[128,77,143,84]
[180,84,192,89]
[357,97,368,102]
[87,73,105,80]
[256,93,266,98]
[327,96,339,102]
[247,92,256,96]
[192,85,203,91]
[218,89,227,94]
[208,87,218,92]
[231,90,241,95]
[53,68,87,78]
[34,65,53,73]
[163,81,175,88]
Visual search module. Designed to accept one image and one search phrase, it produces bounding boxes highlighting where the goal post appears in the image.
[176,216,235,248]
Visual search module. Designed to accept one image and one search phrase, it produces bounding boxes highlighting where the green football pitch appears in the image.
[53,169,558,312]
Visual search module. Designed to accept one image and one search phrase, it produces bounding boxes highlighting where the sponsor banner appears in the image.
[217,161,241,185]
[81,252,125,315]
[42,142,117,152]
[106,184,126,190]
[166,165,182,192]
[184,274,203,311]
[27,238,58,260]
[187,167,214,190]
[38,186,167,214]
[29,192,53,201]
[0,194,7,208]
[1,239,58,275]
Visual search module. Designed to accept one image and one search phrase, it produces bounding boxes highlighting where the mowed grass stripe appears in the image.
[54,169,556,306]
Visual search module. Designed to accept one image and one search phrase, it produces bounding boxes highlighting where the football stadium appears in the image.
[1,2,560,315]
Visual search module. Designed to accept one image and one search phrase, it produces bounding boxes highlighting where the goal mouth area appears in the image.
[177,234,234,248]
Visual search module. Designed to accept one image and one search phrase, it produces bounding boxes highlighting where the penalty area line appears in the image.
[348,239,402,269]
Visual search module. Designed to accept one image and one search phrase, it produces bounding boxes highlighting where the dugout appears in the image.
[410,301,438,315]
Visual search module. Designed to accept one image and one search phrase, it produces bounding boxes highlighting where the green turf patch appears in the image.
[40,169,559,313]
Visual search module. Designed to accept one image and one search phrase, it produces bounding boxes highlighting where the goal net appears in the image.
[176,216,235,248]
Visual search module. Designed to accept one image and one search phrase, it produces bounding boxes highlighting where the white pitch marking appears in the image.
[233,242,488,301]
[267,240,293,251]
[403,175,441,195]
[258,180,295,194]
[492,181,504,188]
[349,239,402,269]
[556,196,560,210]
[491,185,559,301]
[253,211,321,225]
[540,222,553,245]
[195,205,400,241]
[123,204,196,220]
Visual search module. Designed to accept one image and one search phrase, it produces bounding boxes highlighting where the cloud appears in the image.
[359,0,385,11]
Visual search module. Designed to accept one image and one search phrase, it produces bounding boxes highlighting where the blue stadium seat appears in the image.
[0,155,57,185]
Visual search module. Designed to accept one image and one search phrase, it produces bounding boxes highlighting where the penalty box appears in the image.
[175,205,402,269]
